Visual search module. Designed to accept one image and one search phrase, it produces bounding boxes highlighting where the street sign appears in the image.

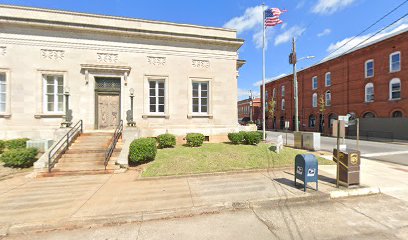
[285,121,290,129]
[338,115,349,127]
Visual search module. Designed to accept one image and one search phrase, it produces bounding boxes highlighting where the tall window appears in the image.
[281,99,285,110]
[265,90,269,101]
[363,112,375,118]
[192,82,208,113]
[325,72,331,86]
[390,52,401,72]
[0,73,6,113]
[149,80,165,113]
[281,85,285,97]
[365,60,374,78]
[365,83,374,102]
[312,93,317,108]
[312,76,318,90]
[389,78,401,100]
[273,88,276,98]
[309,115,316,127]
[392,111,403,118]
[325,91,331,106]
[43,75,64,113]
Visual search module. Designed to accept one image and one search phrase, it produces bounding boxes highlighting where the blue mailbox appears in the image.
[295,154,318,192]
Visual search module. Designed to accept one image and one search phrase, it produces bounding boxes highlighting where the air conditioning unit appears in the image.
[26,139,54,152]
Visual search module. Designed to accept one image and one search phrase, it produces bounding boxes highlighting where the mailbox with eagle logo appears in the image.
[295,154,319,192]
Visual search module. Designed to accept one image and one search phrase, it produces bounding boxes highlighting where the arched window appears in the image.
[365,59,374,78]
[390,51,401,72]
[363,112,376,118]
[365,83,374,102]
[309,114,316,127]
[325,72,331,86]
[312,93,317,108]
[390,78,401,100]
[325,91,331,106]
[328,113,337,128]
[273,88,276,98]
[281,99,285,110]
[280,116,285,129]
[392,111,403,118]
[281,85,285,97]
[312,76,318,90]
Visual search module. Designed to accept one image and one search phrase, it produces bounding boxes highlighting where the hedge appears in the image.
[242,131,262,145]
[186,133,205,147]
[129,138,157,164]
[0,148,38,168]
[228,132,244,145]
[0,140,4,154]
[5,138,30,150]
[157,133,176,149]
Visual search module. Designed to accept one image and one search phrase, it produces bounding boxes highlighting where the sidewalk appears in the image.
[0,164,381,236]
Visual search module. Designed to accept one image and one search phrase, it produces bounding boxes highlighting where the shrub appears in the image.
[186,133,205,147]
[157,133,176,149]
[129,138,157,164]
[0,140,5,154]
[228,132,244,145]
[0,148,38,168]
[242,131,262,145]
[5,138,30,150]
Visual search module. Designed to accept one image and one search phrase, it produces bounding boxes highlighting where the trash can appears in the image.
[333,149,360,186]
[295,154,318,192]
[294,131,303,149]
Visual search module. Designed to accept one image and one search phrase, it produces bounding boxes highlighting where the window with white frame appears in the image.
[365,83,374,102]
[325,72,331,86]
[265,90,268,100]
[43,75,64,113]
[325,91,331,106]
[192,81,209,113]
[281,85,285,97]
[312,76,318,90]
[281,99,285,110]
[390,52,401,72]
[365,60,374,78]
[389,78,401,100]
[312,93,317,108]
[149,80,165,113]
[0,73,6,113]
[273,88,276,98]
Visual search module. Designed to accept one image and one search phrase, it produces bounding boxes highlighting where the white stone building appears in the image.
[0,5,245,141]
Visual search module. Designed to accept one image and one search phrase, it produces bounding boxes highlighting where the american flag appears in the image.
[264,8,286,27]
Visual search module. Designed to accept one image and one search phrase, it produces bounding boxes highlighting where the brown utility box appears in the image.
[333,149,360,186]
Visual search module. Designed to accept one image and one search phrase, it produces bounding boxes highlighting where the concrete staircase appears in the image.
[44,132,122,177]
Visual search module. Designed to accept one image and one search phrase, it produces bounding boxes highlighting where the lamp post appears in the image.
[249,90,253,122]
[62,86,72,127]
[290,37,315,132]
[127,88,136,126]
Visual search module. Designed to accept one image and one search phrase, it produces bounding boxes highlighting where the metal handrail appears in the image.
[104,120,123,170]
[48,120,83,172]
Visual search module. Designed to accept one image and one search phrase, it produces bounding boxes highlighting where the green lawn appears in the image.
[141,143,334,177]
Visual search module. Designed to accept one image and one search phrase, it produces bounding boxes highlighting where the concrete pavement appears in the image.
[266,131,408,165]
[5,194,408,240]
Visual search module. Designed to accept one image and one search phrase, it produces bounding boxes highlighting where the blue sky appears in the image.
[1,0,407,99]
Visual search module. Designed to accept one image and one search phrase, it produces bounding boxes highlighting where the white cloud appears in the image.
[326,18,408,59]
[317,28,332,37]
[296,0,306,9]
[253,74,287,87]
[274,26,305,46]
[312,0,355,15]
[223,5,265,33]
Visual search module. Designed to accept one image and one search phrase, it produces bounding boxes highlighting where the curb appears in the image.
[330,186,381,199]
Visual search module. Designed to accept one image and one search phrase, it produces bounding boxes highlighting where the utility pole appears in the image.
[249,90,253,122]
[262,3,266,140]
[290,37,299,132]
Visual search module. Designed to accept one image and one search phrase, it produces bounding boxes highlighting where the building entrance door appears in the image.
[95,77,121,129]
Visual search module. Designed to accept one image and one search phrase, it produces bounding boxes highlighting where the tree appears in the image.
[267,99,276,129]
[319,93,326,133]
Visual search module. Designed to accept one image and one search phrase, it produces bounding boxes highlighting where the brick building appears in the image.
[237,98,261,124]
[261,29,407,135]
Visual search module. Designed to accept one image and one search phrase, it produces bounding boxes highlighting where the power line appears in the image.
[320,0,408,62]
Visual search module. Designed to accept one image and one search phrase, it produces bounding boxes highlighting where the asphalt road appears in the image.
[7,194,408,240]
[266,131,408,166]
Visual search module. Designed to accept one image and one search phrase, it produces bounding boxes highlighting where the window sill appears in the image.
[365,76,374,79]
[187,114,213,119]
[0,113,11,118]
[34,113,64,119]
[142,114,169,119]
[390,70,401,73]
[389,98,401,102]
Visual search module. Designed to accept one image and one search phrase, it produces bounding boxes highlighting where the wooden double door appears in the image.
[96,93,120,129]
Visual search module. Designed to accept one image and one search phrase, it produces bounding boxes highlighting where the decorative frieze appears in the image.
[192,59,210,69]
[97,53,118,63]
[147,56,166,66]
[41,49,64,60]
[0,47,6,56]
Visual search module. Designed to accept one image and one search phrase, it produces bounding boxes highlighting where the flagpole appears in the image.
[262,3,266,141]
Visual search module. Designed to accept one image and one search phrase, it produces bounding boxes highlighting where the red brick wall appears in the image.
[261,31,408,134]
